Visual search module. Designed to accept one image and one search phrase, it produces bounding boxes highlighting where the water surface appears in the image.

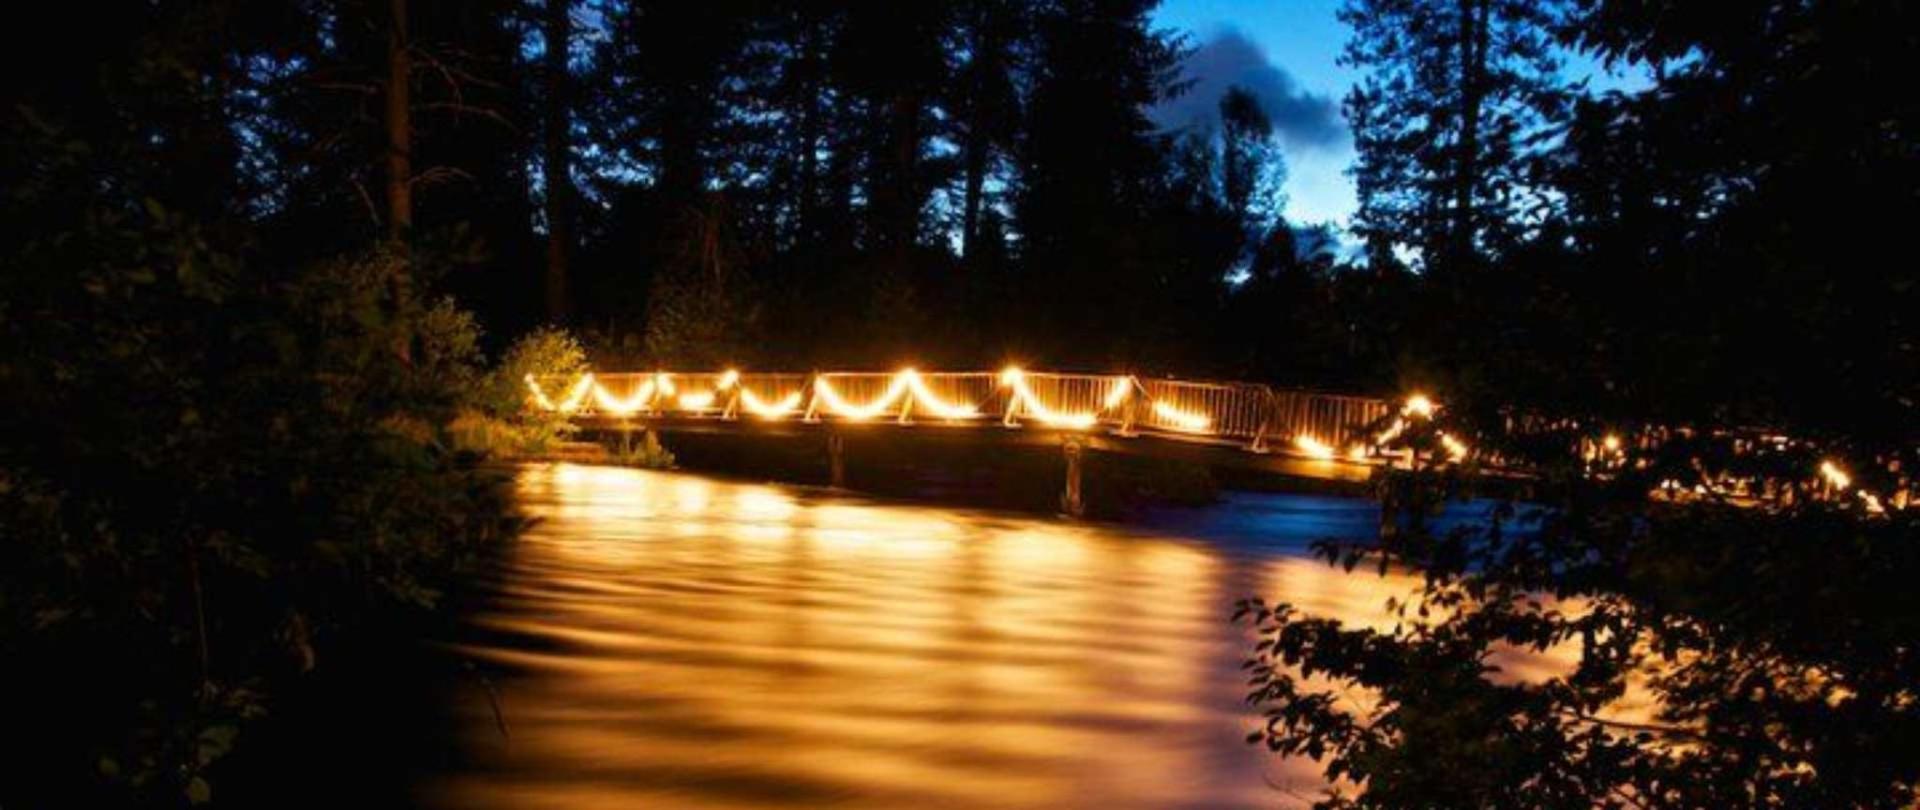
[422,463,1460,809]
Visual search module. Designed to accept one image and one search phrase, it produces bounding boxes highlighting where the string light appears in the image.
[1403,393,1436,418]
[999,367,1103,429]
[592,379,655,416]
[812,370,978,421]
[525,373,595,413]
[524,374,558,411]
[1819,460,1852,490]
[899,369,979,419]
[739,389,803,419]
[529,371,1907,513]
[1152,401,1211,432]
[809,375,899,421]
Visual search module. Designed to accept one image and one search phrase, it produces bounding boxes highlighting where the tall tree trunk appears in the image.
[542,0,572,323]
[887,90,920,261]
[959,26,989,261]
[795,26,821,245]
[385,0,411,241]
[960,129,986,261]
[1451,0,1487,267]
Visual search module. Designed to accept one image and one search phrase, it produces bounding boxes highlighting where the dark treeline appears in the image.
[6,0,1908,411]
[0,0,1396,387]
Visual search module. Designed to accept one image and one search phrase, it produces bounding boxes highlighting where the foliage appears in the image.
[1340,0,1568,272]
[607,428,677,470]
[1240,428,1919,809]
[1239,1,1920,806]
[1,16,522,801]
[467,325,590,455]
[0,235,520,806]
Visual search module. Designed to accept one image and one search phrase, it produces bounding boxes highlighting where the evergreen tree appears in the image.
[1340,0,1566,273]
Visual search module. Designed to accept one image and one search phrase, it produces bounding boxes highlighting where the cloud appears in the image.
[1152,27,1346,151]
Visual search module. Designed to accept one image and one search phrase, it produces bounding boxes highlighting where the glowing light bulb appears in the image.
[1438,432,1468,461]
[1602,434,1622,453]
[1294,434,1335,459]
[1403,393,1435,418]
[1152,401,1212,432]
[678,391,716,411]
[719,369,740,389]
[1819,460,1851,490]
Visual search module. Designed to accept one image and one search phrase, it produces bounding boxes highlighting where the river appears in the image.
[416,462,1480,809]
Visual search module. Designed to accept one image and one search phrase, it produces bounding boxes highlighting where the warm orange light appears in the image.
[592,379,655,415]
[678,391,717,411]
[811,369,977,421]
[1403,393,1435,418]
[1819,460,1852,490]
[1294,434,1335,459]
[1438,431,1468,461]
[1000,367,1103,429]
[739,389,803,419]
[526,373,595,413]
[899,369,979,419]
[1602,434,1622,453]
[812,375,905,421]
[1151,401,1212,432]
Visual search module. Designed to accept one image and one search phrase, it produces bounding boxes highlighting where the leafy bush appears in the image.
[0,209,520,805]
[463,326,590,455]
[608,428,677,469]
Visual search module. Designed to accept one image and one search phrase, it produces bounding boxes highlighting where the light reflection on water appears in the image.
[421,463,1553,809]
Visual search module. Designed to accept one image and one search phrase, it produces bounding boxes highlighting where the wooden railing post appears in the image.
[827,431,846,488]
[1061,437,1086,518]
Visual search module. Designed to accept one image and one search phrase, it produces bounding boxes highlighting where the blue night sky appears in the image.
[1150,0,1645,233]
[1151,0,1358,229]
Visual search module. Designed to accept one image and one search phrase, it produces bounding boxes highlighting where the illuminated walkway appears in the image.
[524,368,1907,515]
[528,369,1395,463]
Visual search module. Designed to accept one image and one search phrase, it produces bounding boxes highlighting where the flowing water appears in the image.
[417,463,1502,809]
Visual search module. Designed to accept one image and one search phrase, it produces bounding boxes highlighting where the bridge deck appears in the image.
[527,368,1910,512]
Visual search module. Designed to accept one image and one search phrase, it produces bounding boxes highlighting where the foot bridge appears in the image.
[524,368,1908,517]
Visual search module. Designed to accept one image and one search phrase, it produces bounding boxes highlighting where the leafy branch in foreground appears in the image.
[1239,422,1920,809]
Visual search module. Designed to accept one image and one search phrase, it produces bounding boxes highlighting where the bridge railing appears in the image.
[733,373,810,419]
[524,368,1912,512]
[1134,378,1274,444]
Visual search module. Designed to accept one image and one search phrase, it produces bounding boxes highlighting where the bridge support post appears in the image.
[827,431,847,489]
[1061,438,1086,518]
